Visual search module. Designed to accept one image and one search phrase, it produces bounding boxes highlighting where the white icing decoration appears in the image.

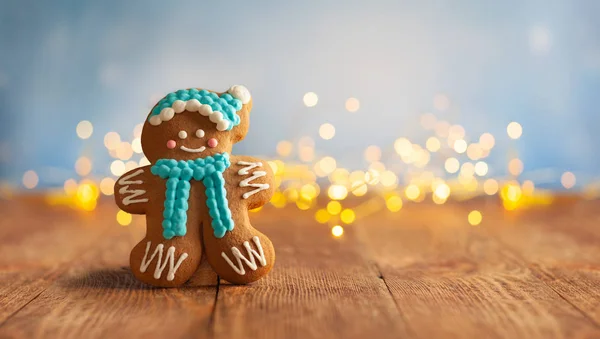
[150,95,234,131]
[172,100,187,113]
[178,130,188,139]
[196,129,205,138]
[118,169,149,205]
[140,241,189,281]
[221,236,267,275]
[180,145,206,153]
[237,161,270,199]
[228,85,251,104]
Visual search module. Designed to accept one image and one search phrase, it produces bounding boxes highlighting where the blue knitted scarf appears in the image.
[150,153,234,239]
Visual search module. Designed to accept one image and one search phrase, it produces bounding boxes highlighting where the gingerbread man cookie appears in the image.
[114,86,275,286]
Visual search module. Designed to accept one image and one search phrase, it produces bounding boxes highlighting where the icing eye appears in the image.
[178,131,188,139]
[196,129,205,138]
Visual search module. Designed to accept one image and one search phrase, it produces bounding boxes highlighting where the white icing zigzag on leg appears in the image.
[118,169,149,205]
[221,236,267,275]
[237,161,270,199]
[140,241,189,281]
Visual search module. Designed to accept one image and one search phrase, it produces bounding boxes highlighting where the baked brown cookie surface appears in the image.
[114,86,275,287]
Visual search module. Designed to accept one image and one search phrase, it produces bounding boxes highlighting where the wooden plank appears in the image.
[358,202,600,339]
[212,208,409,339]
[0,204,217,338]
[485,200,600,327]
[0,200,112,323]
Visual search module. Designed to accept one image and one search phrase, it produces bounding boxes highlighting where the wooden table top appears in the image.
[0,197,599,339]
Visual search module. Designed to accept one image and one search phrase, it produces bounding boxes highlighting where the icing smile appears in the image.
[180,145,206,153]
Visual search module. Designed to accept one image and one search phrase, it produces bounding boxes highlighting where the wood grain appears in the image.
[1,198,599,339]
[212,208,409,339]
[356,201,600,339]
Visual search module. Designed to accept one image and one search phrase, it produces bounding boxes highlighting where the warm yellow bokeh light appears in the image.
[76,120,93,139]
[75,156,92,176]
[364,145,382,162]
[132,138,143,154]
[434,183,451,200]
[110,160,126,176]
[483,179,499,195]
[100,177,115,195]
[328,185,348,200]
[117,210,132,226]
[116,142,134,161]
[453,139,467,154]
[445,158,460,174]
[64,179,78,195]
[426,137,441,152]
[386,195,403,212]
[561,172,576,189]
[345,97,360,112]
[22,170,39,189]
[522,180,535,194]
[468,210,482,226]
[326,201,342,215]
[508,158,524,176]
[394,138,412,157]
[319,123,336,140]
[104,132,121,150]
[405,184,420,200]
[507,122,523,139]
[315,209,330,224]
[303,92,318,107]
[479,133,496,149]
[331,225,344,237]
[340,209,356,224]
[474,161,488,176]
[276,140,293,157]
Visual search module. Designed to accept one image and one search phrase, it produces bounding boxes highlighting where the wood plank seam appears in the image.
[373,262,418,338]
[0,289,45,328]
[483,232,600,329]
[207,276,221,338]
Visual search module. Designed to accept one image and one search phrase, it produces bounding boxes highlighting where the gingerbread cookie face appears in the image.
[114,85,275,287]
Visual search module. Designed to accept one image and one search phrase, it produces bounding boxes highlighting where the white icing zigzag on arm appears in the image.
[221,236,267,275]
[140,241,189,281]
[237,161,270,199]
[118,169,149,205]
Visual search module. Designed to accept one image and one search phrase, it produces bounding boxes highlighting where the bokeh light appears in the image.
[345,98,360,112]
[75,157,92,176]
[319,123,336,140]
[507,122,523,139]
[22,170,39,189]
[76,120,93,139]
[468,210,482,226]
[331,225,344,237]
[116,210,132,226]
[561,172,576,189]
[303,92,318,107]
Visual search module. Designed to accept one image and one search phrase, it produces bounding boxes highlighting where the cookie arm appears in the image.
[114,166,152,214]
[229,156,275,210]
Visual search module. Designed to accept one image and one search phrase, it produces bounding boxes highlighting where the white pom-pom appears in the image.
[185,99,201,112]
[228,85,251,104]
[172,100,187,113]
[216,120,229,131]
[149,115,162,126]
[198,104,212,116]
[160,107,175,121]
[209,111,223,123]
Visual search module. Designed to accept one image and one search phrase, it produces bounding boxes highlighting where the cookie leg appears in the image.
[202,211,275,284]
[130,219,202,287]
